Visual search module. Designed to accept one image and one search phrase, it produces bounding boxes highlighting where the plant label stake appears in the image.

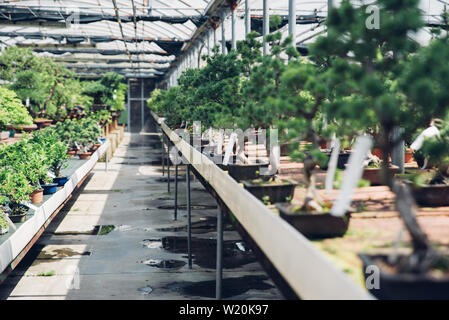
[217,130,224,156]
[208,127,215,147]
[223,133,237,166]
[331,135,373,217]
[410,125,440,151]
[2,213,17,231]
[325,138,341,195]
[47,171,56,179]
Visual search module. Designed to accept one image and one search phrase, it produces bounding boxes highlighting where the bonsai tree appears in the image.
[77,118,102,153]
[312,0,449,272]
[0,135,52,190]
[31,128,69,177]
[0,87,33,131]
[83,73,127,112]
[0,47,89,119]
[0,165,34,217]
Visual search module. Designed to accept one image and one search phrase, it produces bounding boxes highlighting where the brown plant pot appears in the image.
[362,165,399,186]
[34,119,53,129]
[276,203,351,239]
[408,183,449,206]
[67,150,77,158]
[78,152,92,160]
[13,124,38,132]
[242,179,297,204]
[30,188,44,204]
[405,149,414,163]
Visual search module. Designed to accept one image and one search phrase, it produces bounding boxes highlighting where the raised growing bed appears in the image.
[0,141,109,283]
[152,111,372,300]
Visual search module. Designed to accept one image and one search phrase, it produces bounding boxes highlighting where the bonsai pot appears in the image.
[242,178,297,203]
[14,124,38,132]
[408,183,449,206]
[226,162,270,182]
[321,151,352,170]
[276,203,351,239]
[67,150,77,158]
[280,143,294,156]
[53,176,69,187]
[362,165,399,186]
[99,138,107,144]
[34,119,52,129]
[30,188,44,204]
[0,131,9,140]
[90,144,101,152]
[359,254,449,300]
[42,183,58,195]
[0,224,8,235]
[78,152,92,160]
[9,130,15,138]
[8,211,28,223]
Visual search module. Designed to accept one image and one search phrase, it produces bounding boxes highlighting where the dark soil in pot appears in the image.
[242,179,297,203]
[359,254,449,300]
[362,165,399,186]
[276,203,350,239]
[320,151,352,170]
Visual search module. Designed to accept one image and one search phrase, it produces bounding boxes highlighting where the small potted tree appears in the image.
[0,167,34,223]
[0,87,34,139]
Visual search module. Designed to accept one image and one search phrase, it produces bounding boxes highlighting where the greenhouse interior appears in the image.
[0,0,449,303]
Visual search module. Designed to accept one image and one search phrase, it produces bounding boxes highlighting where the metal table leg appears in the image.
[216,207,223,300]
[186,164,192,269]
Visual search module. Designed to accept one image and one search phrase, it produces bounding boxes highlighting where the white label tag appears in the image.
[47,171,56,179]
[74,141,80,149]
[24,203,39,211]
[223,133,237,166]
[325,138,341,194]
[330,135,372,217]
[217,130,223,155]
[1,213,17,230]
[410,126,439,151]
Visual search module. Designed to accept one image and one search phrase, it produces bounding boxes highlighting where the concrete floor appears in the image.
[0,125,283,300]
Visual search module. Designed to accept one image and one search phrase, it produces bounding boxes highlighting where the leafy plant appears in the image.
[0,165,33,215]
[83,72,127,111]
[0,87,33,131]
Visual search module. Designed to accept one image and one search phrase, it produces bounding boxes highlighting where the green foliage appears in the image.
[90,109,112,126]
[0,47,91,119]
[0,87,33,131]
[83,72,127,111]
[31,128,69,177]
[0,164,34,213]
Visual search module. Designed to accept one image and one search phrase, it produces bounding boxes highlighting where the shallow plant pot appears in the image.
[41,183,58,195]
[67,150,77,158]
[276,203,350,239]
[0,131,9,140]
[78,152,92,160]
[0,225,9,235]
[408,183,449,206]
[362,165,399,186]
[242,179,297,203]
[14,124,38,132]
[359,254,449,300]
[8,212,27,223]
[30,188,44,204]
[53,176,69,187]
[321,151,352,170]
[226,162,270,182]
[34,119,52,129]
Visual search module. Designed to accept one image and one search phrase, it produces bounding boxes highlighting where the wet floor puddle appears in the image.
[165,275,274,299]
[141,259,186,269]
[140,236,256,269]
[156,217,234,234]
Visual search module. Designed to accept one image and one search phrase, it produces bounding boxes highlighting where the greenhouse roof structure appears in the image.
[0,0,447,80]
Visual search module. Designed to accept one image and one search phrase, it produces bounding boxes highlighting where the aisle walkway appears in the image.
[0,127,282,300]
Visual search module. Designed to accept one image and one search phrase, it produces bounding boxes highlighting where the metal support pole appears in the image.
[231,9,236,50]
[263,0,269,56]
[186,164,192,269]
[245,0,250,35]
[216,207,223,300]
[127,79,131,132]
[167,139,171,192]
[162,135,165,176]
[141,78,144,132]
[289,0,296,43]
[174,164,178,220]
[221,12,227,55]
[213,28,217,53]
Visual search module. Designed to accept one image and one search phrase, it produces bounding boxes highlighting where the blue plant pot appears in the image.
[41,183,58,195]
[53,177,69,187]
[9,130,15,138]
[99,138,106,144]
